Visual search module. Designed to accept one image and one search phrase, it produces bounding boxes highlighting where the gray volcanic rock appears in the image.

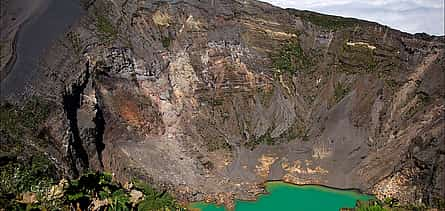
[4,0,444,208]
[0,0,50,80]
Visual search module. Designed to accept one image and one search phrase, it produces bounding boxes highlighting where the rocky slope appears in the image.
[0,0,49,80]
[2,0,444,208]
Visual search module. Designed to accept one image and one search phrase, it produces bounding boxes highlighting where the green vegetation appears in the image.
[1,171,184,210]
[297,11,361,30]
[0,97,56,207]
[205,138,232,152]
[338,41,401,92]
[278,128,298,142]
[278,122,308,142]
[245,130,274,150]
[64,172,181,210]
[245,123,310,150]
[350,198,440,211]
[161,36,171,48]
[0,97,50,139]
[0,154,57,209]
[352,200,388,211]
[271,40,311,75]
[132,179,180,210]
[355,205,387,211]
[96,15,117,41]
[417,91,430,105]
[334,82,350,103]
[1,98,56,210]
[253,131,275,149]
[431,197,445,209]
[245,130,281,149]
[339,43,377,74]
[1,98,181,210]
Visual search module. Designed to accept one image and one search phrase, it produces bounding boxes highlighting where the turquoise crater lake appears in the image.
[190,182,374,211]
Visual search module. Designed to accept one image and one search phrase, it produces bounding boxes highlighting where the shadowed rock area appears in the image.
[1,0,444,209]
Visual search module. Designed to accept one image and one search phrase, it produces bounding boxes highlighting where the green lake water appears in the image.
[190,182,374,211]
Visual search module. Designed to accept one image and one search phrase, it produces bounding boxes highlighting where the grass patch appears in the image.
[96,15,117,42]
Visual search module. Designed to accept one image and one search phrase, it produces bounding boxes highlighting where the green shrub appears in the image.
[96,15,117,41]
[245,130,275,150]
[356,205,387,211]
[0,155,55,195]
[1,169,183,210]
[161,36,171,48]
[0,154,56,209]
[132,179,178,210]
[110,189,130,210]
[0,98,55,209]
[334,82,350,103]
[271,41,310,75]
[0,97,50,139]
[353,200,388,211]
[350,198,437,211]
[63,172,181,210]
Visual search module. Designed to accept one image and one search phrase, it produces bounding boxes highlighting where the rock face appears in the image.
[4,0,444,208]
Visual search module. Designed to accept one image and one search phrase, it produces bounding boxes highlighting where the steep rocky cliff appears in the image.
[2,0,444,208]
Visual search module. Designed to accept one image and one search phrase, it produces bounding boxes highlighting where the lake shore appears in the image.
[189,181,375,211]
